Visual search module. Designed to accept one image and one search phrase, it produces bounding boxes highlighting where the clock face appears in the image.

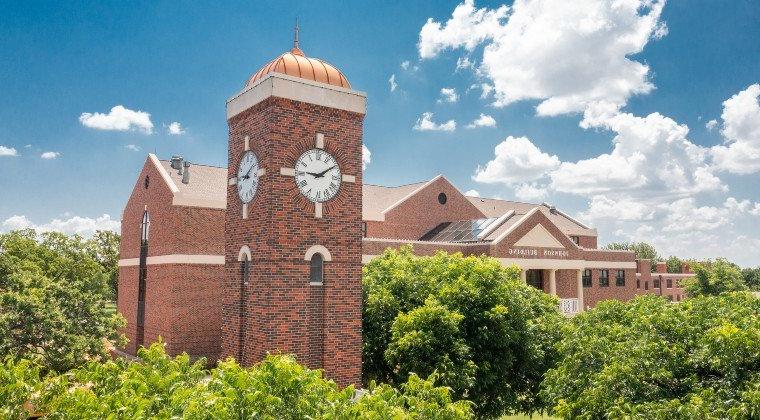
[236,151,259,204]
[294,148,342,203]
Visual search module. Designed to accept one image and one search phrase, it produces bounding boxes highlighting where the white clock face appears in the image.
[294,148,342,203]
[237,151,259,204]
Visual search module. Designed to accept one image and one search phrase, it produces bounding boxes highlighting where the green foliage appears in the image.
[87,230,120,299]
[665,255,683,273]
[542,293,760,419]
[604,242,660,269]
[742,267,760,291]
[684,258,746,297]
[363,246,566,418]
[2,342,473,419]
[0,229,125,373]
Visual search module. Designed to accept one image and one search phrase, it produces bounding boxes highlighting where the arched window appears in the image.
[140,211,150,244]
[310,253,324,285]
[237,246,252,363]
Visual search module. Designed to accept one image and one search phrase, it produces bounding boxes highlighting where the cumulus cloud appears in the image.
[660,198,730,232]
[2,214,120,237]
[362,144,372,170]
[40,151,60,160]
[419,0,666,118]
[79,105,154,134]
[0,146,18,156]
[473,136,560,185]
[705,119,718,131]
[438,87,459,103]
[466,113,496,128]
[514,183,548,201]
[388,74,397,92]
[456,56,474,71]
[125,144,141,152]
[711,83,760,174]
[464,189,480,197]
[167,121,185,135]
[413,112,457,131]
[579,195,654,222]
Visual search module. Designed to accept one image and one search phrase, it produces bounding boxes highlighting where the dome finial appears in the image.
[291,17,304,56]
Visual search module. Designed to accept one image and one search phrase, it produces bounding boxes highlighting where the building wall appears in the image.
[581,268,638,309]
[377,177,485,240]
[224,96,363,387]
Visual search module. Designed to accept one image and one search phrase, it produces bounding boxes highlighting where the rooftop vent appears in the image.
[170,155,184,171]
[182,161,191,184]
[549,205,558,214]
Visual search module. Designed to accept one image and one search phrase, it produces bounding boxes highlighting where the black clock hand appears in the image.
[314,165,336,178]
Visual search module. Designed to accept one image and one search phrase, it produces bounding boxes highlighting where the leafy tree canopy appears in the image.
[2,342,473,419]
[604,242,660,266]
[684,258,747,297]
[542,293,760,419]
[666,255,683,273]
[363,246,566,418]
[0,229,125,373]
[742,267,760,291]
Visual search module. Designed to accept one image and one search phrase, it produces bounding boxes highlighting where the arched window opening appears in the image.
[310,253,324,285]
[238,254,250,363]
[141,211,150,244]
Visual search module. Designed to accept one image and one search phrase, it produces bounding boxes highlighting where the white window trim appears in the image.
[238,245,252,262]
[304,244,332,262]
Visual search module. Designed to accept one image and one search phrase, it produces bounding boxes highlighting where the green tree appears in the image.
[4,341,473,419]
[604,242,661,270]
[541,293,760,419]
[665,255,683,273]
[684,258,746,297]
[86,230,120,300]
[742,267,760,291]
[0,229,125,373]
[363,246,565,418]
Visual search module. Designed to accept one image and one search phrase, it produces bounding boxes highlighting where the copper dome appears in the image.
[245,46,351,90]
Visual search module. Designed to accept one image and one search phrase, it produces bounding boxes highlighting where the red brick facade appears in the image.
[222,96,364,387]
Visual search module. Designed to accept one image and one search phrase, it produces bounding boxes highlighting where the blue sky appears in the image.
[1,1,759,265]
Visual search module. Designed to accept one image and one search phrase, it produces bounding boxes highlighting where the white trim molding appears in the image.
[149,153,179,193]
[227,73,367,120]
[304,245,332,262]
[238,245,252,262]
[118,254,225,267]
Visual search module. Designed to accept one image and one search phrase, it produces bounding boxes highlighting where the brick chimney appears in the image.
[637,259,652,274]
[655,261,667,273]
[681,262,691,274]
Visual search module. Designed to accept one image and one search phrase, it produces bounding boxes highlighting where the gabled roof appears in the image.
[362,181,427,221]
[467,196,595,237]
[149,154,227,209]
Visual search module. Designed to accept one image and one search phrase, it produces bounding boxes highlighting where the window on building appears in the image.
[676,294,681,301]
[438,192,447,205]
[599,269,609,287]
[616,270,625,286]
[582,269,592,287]
[362,222,368,238]
[310,253,324,284]
[570,235,580,245]
[666,278,673,289]
[653,278,661,289]
[667,295,673,302]
[645,281,649,290]
[136,210,150,348]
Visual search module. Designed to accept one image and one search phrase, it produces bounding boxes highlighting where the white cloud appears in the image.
[705,119,718,131]
[724,197,760,216]
[473,136,560,185]
[466,113,496,128]
[514,183,548,201]
[0,146,18,156]
[40,151,59,160]
[660,198,730,232]
[413,112,456,131]
[711,83,760,174]
[401,60,410,70]
[388,74,397,92]
[1,214,120,236]
[438,87,459,103]
[419,0,666,118]
[125,144,141,152]
[167,121,185,135]
[362,144,372,170]
[550,111,723,198]
[464,189,480,197]
[79,105,154,134]
[456,56,474,71]
[579,195,654,222]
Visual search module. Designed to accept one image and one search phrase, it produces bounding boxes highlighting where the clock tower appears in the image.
[221,36,365,387]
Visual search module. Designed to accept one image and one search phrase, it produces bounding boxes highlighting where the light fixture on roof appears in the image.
[171,155,184,175]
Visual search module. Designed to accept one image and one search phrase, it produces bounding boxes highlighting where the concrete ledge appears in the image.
[119,254,225,267]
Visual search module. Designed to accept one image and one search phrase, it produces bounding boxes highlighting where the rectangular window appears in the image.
[653,278,661,289]
[616,270,625,286]
[668,295,673,302]
[570,235,580,245]
[645,281,649,290]
[362,222,368,238]
[666,278,673,289]
[582,269,592,288]
[599,269,609,287]
[637,279,641,289]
